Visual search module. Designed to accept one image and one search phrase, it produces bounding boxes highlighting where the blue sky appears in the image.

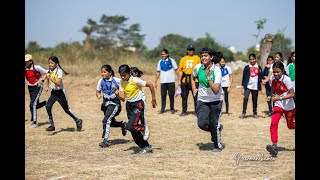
[25,0,295,53]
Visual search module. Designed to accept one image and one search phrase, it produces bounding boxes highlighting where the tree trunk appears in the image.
[258,33,273,68]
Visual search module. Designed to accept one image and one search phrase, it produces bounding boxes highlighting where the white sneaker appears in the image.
[143,125,149,141]
[138,145,153,154]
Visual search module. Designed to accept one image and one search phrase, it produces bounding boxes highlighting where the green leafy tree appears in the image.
[25,41,41,53]
[271,30,294,60]
[253,18,267,45]
[194,33,234,61]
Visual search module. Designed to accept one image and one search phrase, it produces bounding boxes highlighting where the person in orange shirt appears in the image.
[178,44,201,116]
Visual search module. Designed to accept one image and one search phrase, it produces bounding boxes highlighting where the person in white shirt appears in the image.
[154,49,179,114]
[218,57,233,115]
[191,47,224,153]
[266,61,295,157]
[25,54,47,127]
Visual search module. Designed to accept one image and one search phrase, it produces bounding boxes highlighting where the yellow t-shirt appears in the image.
[120,77,144,102]
[179,55,201,83]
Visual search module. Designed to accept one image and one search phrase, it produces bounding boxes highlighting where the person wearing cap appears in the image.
[178,44,201,116]
[25,54,47,127]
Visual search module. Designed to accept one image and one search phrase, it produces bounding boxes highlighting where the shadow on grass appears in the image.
[49,127,77,135]
[196,142,226,151]
[109,139,131,145]
[125,145,161,154]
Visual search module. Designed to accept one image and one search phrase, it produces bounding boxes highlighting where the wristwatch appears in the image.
[207,77,212,81]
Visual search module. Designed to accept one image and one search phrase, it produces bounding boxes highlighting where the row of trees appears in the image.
[26,14,294,65]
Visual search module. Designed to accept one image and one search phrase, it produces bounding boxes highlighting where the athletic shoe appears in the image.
[143,125,149,141]
[170,109,175,114]
[212,148,222,153]
[253,114,259,119]
[46,126,55,131]
[268,112,272,116]
[159,109,165,114]
[99,139,111,148]
[138,145,153,154]
[239,113,245,119]
[121,122,127,136]
[180,112,187,116]
[266,144,278,157]
[76,119,82,131]
[31,123,38,128]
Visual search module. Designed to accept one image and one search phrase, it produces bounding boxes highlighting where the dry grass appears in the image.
[25,70,295,179]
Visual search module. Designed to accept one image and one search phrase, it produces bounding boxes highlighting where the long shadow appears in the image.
[37,121,49,127]
[49,127,77,135]
[125,146,142,154]
[196,143,226,151]
[278,146,295,151]
[109,139,131,145]
[125,145,161,154]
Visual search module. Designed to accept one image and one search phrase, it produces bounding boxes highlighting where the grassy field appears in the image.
[25,70,295,179]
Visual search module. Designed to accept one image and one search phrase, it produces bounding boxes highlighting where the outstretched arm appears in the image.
[145,82,157,108]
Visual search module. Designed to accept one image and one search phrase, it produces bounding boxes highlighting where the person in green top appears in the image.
[286,51,295,93]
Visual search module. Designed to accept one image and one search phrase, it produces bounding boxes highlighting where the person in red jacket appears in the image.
[25,54,47,127]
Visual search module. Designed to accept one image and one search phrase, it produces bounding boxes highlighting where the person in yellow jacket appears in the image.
[178,44,201,116]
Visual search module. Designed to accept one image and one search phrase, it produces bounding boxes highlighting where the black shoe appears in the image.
[46,126,55,131]
[121,122,127,136]
[268,112,272,116]
[36,101,46,109]
[180,112,187,116]
[239,113,245,119]
[99,139,111,148]
[170,109,175,114]
[266,144,278,157]
[76,119,82,131]
[159,109,165,114]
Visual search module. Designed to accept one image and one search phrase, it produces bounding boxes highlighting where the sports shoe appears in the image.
[266,144,278,157]
[31,123,38,128]
[180,112,187,116]
[99,139,111,148]
[76,119,82,131]
[143,125,149,141]
[212,148,222,153]
[159,109,165,114]
[121,122,127,136]
[46,126,55,131]
[253,114,259,119]
[239,113,245,119]
[138,145,153,154]
[267,112,272,116]
[170,109,175,114]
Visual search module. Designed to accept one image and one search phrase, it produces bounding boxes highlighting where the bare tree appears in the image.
[258,33,273,68]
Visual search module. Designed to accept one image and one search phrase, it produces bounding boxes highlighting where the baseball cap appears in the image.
[25,54,32,61]
[187,44,195,50]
